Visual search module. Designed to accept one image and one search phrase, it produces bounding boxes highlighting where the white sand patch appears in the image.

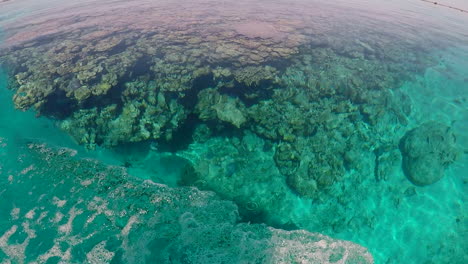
[25,209,36,219]
[58,207,83,234]
[52,196,67,208]
[86,241,115,263]
[20,164,35,175]
[52,212,64,223]
[10,208,20,220]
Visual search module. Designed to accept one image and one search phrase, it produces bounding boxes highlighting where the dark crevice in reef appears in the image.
[179,162,300,231]
[219,79,275,107]
[233,198,268,225]
[41,90,78,119]
[81,82,126,111]
[157,113,200,153]
[177,159,276,228]
[373,147,383,181]
[158,116,243,153]
[5,70,20,90]
[238,207,300,232]
[107,41,129,56]
[6,63,27,76]
[179,72,216,109]
[129,56,152,78]
[177,154,300,233]
[112,140,152,163]
[77,55,153,112]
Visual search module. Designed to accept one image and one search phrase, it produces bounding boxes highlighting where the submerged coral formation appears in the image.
[0,0,460,241]
[400,122,459,186]
[0,141,373,263]
[177,131,381,231]
[0,0,465,263]
[0,0,437,151]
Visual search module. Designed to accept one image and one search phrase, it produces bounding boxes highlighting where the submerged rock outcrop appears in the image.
[400,122,459,186]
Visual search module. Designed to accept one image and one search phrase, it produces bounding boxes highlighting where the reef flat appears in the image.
[0,0,467,263]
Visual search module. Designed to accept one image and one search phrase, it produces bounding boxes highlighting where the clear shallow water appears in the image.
[0,0,467,263]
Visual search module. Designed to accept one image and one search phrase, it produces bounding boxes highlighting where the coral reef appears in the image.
[59,78,188,149]
[175,124,465,264]
[177,130,379,229]
[0,0,437,151]
[0,4,441,193]
[196,88,247,128]
[0,1,465,263]
[400,122,459,186]
[0,141,373,263]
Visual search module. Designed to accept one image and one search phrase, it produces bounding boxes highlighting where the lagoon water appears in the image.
[0,0,467,263]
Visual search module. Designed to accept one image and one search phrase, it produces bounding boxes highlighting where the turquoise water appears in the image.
[1,0,467,263]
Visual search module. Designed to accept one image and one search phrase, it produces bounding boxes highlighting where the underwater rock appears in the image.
[400,122,459,186]
[0,142,374,263]
[192,124,213,143]
[233,65,279,87]
[247,98,317,141]
[274,142,301,176]
[196,88,247,128]
[286,151,345,198]
[213,98,247,128]
[73,86,92,101]
[276,117,375,199]
[374,148,401,181]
